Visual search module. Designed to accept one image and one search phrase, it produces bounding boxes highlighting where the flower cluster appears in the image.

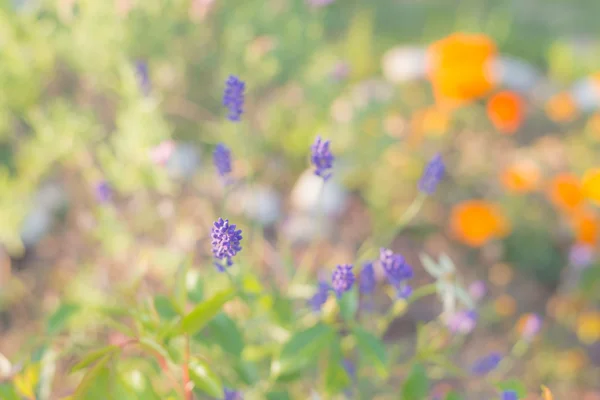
[213,143,232,182]
[379,247,413,298]
[223,75,245,122]
[418,153,445,194]
[310,136,334,180]
[331,264,355,298]
[211,217,243,271]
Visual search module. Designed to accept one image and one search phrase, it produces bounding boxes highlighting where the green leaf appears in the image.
[445,392,464,400]
[200,313,244,357]
[180,288,235,335]
[273,323,335,378]
[154,295,180,320]
[0,383,20,400]
[352,326,388,378]
[338,286,358,323]
[496,379,527,397]
[70,346,121,373]
[46,303,80,335]
[174,257,191,312]
[401,363,429,400]
[324,340,351,395]
[186,270,204,303]
[188,359,223,398]
[72,355,112,399]
[139,337,170,361]
[266,391,291,400]
[234,360,259,385]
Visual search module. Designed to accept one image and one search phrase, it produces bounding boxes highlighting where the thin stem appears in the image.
[183,335,192,400]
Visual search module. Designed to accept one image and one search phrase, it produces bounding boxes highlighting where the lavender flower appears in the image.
[310,136,334,180]
[446,310,477,334]
[471,352,502,375]
[468,280,487,302]
[308,281,331,312]
[213,143,232,181]
[520,313,542,341]
[501,390,518,400]
[223,75,245,122]
[359,262,376,294]
[223,388,243,400]
[95,181,112,203]
[211,218,243,271]
[379,248,413,287]
[418,153,445,195]
[135,60,151,96]
[331,264,355,297]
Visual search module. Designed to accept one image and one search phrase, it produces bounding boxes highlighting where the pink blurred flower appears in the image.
[446,310,477,334]
[468,280,487,301]
[149,140,176,166]
[519,313,542,340]
[306,0,335,7]
[569,244,594,269]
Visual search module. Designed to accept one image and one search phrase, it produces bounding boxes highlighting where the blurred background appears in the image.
[2,0,600,398]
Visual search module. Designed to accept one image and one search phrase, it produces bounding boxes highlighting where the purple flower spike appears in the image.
[308,281,331,312]
[135,60,151,96]
[310,136,334,180]
[471,352,502,375]
[223,388,243,400]
[331,264,355,297]
[501,390,518,400]
[359,262,376,294]
[418,153,445,195]
[223,75,245,122]
[213,143,232,181]
[211,218,243,271]
[95,181,112,203]
[379,248,413,288]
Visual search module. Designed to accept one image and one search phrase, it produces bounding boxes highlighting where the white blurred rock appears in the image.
[229,185,282,226]
[570,77,600,112]
[19,181,68,249]
[166,142,201,181]
[489,56,543,93]
[282,213,334,243]
[290,169,348,217]
[382,46,428,83]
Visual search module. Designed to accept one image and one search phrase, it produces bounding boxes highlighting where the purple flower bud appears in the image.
[211,218,242,271]
[418,153,445,195]
[213,143,232,181]
[471,352,502,375]
[331,264,355,298]
[501,390,518,400]
[223,75,245,122]
[359,262,376,294]
[95,181,112,203]
[308,281,330,312]
[135,60,151,96]
[520,313,542,340]
[223,388,243,400]
[379,248,413,288]
[310,136,334,181]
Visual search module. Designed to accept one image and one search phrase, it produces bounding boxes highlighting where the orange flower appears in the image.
[571,208,599,246]
[410,106,451,144]
[427,33,497,105]
[548,173,584,212]
[486,91,524,134]
[545,92,578,123]
[450,200,509,247]
[582,168,600,204]
[500,160,540,193]
[541,385,553,400]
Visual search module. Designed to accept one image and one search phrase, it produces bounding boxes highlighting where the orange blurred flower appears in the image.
[545,92,578,123]
[500,160,540,193]
[571,208,599,246]
[410,106,451,144]
[427,33,497,105]
[450,200,510,247]
[541,386,553,400]
[487,91,524,134]
[582,168,600,205]
[547,173,584,212]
